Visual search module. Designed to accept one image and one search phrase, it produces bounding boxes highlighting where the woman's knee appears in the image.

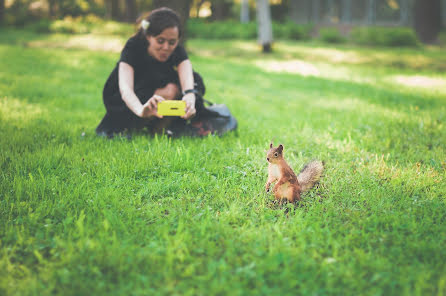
[155,83,179,100]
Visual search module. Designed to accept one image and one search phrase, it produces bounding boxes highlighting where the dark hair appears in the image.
[136,7,182,39]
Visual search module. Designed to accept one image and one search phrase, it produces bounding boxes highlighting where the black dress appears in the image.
[96,36,189,136]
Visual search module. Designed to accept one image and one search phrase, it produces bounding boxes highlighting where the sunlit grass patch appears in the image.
[0,96,47,123]
[392,75,446,91]
[254,59,321,77]
[26,34,126,53]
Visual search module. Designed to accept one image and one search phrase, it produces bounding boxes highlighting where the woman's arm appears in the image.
[177,59,194,92]
[119,62,143,116]
[177,59,196,119]
[119,62,163,118]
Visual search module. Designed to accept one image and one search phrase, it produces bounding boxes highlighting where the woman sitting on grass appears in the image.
[96,7,202,137]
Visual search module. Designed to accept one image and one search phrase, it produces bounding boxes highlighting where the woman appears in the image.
[96,7,201,137]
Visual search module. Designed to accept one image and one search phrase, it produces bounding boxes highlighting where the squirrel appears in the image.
[265,143,324,203]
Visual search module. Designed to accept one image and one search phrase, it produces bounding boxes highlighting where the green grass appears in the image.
[1,28,445,295]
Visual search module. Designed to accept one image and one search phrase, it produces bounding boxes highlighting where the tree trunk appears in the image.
[241,0,250,23]
[152,0,193,45]
[0,0,5,25]
[442,0,446,27]
[399,0,410,25]
[125,0,137,22]
[257,0,273,53]
[366,0,376,24]
[289,0,299,23]
[312,0,320,22]
[195,0,206,18]
[414,0,442,43]
[110,0,120,21]
[341,0,352,23]
[327,0,334,23]
[211,1,231,21]
[105,0,111,19]
[290,0,310,23]
[48,0,57,19]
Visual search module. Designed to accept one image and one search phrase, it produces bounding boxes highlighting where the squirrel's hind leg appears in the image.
[286,186,301,203]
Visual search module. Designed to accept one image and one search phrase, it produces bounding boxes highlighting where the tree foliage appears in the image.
[2,0,444,45]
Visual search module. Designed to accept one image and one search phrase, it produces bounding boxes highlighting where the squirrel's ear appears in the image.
[270,142,273,148]
[278,144,283,152]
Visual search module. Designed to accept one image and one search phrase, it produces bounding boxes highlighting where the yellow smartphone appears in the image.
[157,100,186,117]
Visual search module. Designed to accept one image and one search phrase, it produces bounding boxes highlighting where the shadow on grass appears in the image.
[189,39,446,73]
[220,57,446,111]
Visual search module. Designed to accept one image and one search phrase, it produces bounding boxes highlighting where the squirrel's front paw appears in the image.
[265,184,271,192]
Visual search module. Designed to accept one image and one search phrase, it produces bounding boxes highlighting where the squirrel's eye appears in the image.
[274,152,278,157]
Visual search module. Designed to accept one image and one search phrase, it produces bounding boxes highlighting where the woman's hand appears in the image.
[139,94,165,119]
[182,93,196,120]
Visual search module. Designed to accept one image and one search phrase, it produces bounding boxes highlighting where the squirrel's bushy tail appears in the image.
[297,160,324,192]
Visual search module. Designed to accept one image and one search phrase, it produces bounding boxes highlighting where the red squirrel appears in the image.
[265,143,324,203]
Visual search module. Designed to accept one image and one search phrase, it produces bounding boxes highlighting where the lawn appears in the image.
[1,28,445,295]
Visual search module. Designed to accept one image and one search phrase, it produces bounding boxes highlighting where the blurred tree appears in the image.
[105,0,121,20]
[312,0,320,22]
[342,0,352,23]
[0,0,4,24]
[56,0,85,17]
[125,0,137,22]
[414,0,442,43]
[443,0,446,27]
[193,0,207,18]
[367,0,376,24]
[240,0,249,23]
[51,0,62,18]
[270,0,287,22]
[43,0,106,19]
[48,0,56,18]
[400,0,410,25]
[210,0,232,20]
[6,0,35,25]
[257,0,273,52]
[290,0,309,23]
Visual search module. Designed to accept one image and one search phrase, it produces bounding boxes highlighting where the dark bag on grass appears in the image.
[172,72,237,137]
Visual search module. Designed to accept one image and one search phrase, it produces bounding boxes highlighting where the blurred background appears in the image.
[1,0,445,50]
